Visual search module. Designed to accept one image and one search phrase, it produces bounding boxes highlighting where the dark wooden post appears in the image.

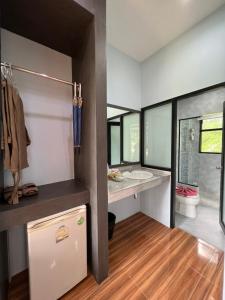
[72,0,108,283]
[0,12,8,299]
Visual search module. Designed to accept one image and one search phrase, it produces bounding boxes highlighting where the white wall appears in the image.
[141,6,225,107]
[141,179,171,228]
[2,29,73,186]
[109,195,140,223]
[107,45,142,222]
[107,44,141,110]
[140,6,225,228]
[1,29,73,277]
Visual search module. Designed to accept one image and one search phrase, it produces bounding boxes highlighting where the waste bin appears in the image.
[108,212,116,240]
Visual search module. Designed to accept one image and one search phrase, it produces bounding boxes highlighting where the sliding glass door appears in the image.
[142,101,172,170]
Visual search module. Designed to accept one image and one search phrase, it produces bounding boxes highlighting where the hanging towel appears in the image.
[1,80,31,204]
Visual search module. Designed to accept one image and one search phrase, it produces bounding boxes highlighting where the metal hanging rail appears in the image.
[1,62,74,86]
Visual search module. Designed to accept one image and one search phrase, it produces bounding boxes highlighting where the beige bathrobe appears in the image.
[1,80,30,204]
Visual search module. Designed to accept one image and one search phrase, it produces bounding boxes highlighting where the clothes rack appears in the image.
[1,61,83,150]
[1,62,74,87]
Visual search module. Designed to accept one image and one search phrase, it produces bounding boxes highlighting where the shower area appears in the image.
[175,87,225,250]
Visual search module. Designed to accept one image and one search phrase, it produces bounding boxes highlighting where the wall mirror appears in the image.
[107,105,140,167]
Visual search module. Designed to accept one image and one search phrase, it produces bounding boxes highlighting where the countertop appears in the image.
[108,168,170,204]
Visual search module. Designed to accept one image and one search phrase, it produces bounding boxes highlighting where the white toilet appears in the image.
[176,185,200,218]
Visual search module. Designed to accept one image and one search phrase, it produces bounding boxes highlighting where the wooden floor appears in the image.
[9,213,224,300]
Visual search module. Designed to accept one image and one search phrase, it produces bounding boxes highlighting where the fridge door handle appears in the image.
[28,210,84,231]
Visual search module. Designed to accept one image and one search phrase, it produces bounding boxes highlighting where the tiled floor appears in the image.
[176,204,225,250]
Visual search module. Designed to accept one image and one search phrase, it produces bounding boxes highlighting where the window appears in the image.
[108,122,121,165]
[199,118,223,154]
[123,113,140,163]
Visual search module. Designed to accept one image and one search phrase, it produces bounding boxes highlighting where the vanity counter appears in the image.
[108,168,170,204]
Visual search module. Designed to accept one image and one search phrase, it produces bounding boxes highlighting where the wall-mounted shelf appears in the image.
[0,180,89,232]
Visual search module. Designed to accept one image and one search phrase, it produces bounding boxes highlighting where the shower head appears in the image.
[190,128,195,141]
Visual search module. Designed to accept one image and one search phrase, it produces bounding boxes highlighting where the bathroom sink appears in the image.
[123,170,153,180]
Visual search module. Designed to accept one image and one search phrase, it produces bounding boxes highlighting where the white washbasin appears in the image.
[123,170,153,180]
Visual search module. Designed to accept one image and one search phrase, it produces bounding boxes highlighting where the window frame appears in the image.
[141,100,174,171]
[199,118,223,154]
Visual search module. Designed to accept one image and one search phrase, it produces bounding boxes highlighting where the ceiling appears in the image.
[107,0,225,62]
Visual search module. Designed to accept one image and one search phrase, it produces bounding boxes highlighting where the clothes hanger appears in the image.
[7,64,14,83]
[1,64,8,80]
[1,63,14,84]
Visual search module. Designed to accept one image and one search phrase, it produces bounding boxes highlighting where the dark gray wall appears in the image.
[179,118,200,186]
[0,19,8,300]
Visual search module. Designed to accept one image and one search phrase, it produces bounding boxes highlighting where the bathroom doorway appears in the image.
[174,85,225,250]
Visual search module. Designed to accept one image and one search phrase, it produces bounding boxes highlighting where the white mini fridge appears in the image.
[27,205,87,300]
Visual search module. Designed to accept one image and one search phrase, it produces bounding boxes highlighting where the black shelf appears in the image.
[0,180,89,232]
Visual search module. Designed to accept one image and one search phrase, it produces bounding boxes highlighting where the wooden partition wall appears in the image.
[73,0,108,283]
[0,0,108,298]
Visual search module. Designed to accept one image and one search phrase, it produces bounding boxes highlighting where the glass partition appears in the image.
[143,102,172,169]
[178,117,200,186]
